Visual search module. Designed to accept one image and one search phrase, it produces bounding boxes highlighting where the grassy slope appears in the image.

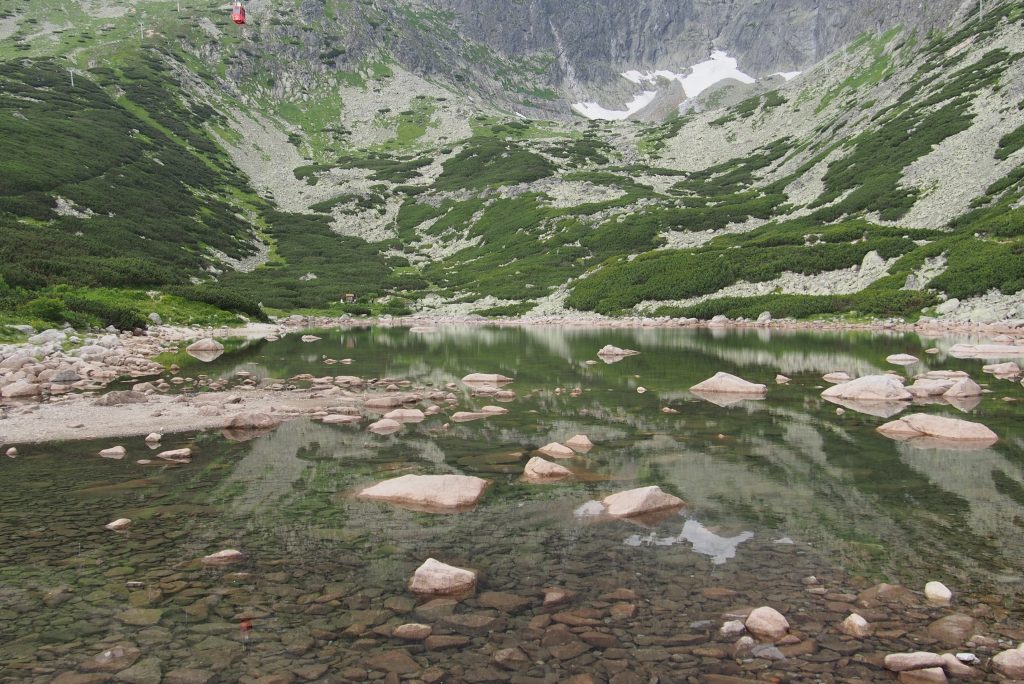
[0,0,1022,326]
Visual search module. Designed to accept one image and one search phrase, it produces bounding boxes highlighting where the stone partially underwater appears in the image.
[358,474,489,512]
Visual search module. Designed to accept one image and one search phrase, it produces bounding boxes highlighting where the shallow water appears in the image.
[2,325,1024,682]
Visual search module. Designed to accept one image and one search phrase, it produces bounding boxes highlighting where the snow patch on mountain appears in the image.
[572,90,658,120]
[574,51,756,121]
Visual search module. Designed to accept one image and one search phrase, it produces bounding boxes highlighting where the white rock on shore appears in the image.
[104,518,131,531]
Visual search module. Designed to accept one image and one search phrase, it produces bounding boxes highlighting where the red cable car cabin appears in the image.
[231,2,246,24]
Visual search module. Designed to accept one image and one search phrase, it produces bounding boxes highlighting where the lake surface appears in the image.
[2,325,1024,682]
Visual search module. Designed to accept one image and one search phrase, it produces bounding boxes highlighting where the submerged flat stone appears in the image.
[359,474,488,511]
[202,549,245,566]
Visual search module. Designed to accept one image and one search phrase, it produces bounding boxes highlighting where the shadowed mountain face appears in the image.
[418,0,972,86]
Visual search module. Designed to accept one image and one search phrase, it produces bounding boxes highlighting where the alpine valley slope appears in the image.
[0,0,1022,327]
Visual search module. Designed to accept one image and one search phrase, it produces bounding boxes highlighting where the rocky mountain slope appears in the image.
[0,0,1022,328]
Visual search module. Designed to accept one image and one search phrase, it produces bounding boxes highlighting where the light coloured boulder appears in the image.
[144,433,162,443]
[185,338,223,353]
[225,412,280,430]
[537,442,575,459]
[950,343,1024,359]
[300,335,321,342]
[157,448,192,462]
[745,606,789,641]
[202,549,244,565]
[565,434,594,453]
[479,405,508,415]
[924,581,952,606]
[887,354,920,366]
[451,412,491,422]
[691,372,767,395]
[884,652,946,672]
[923,370,968,379]
[992,648,1024,678]
[877,414,997,445]
[383,408,425,423]
[822,374,912,402]
[983,361,1020,376]
[775,374,790,384]
[105,518,131,531]
[0,354,34,370]
[823,372,851,384]
[99,446,126,459]
[364,396,405,409]
[359,474,488,511]
[602,486,685,518]
[839,613,872,638]
[462,373,513,384]
[409,558,477,595]
[369,418,402,435]
[1,381,41,398]
[908,379,956,398]
[597,345,640,358]
[943,377,982,398]
[322,414,361,425]
[95,391,148,406]
[898,667,947,683]
[524,457,572,480]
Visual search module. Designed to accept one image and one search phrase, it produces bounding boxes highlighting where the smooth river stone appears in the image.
[537,442,575,459]
[524,456,572,480]
[409,558,477,596]
[822,374,912,402]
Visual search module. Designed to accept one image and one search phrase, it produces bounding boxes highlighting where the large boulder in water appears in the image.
[186,338,224,353]
[597,345,640,358]
[943,377,982,398]
[524,457,572,481]
[690,372,767,395]
[877,413,997,446]
[409,558,477,596]
[602,486,685,518]
[821,375,912,402]
[359,474,488,511]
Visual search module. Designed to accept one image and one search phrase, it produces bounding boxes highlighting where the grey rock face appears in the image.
[420,0,969,84]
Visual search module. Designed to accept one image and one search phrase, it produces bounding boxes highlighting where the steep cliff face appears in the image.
[418,0,975,87]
